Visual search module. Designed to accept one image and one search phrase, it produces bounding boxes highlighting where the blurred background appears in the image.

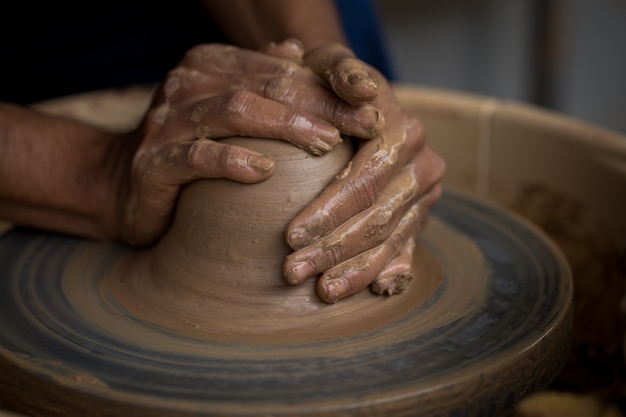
[373,0,626,135]
[369,2,626,414]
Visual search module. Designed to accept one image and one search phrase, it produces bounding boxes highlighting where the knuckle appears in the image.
[163,72,182,96]
[216,143,235,172]
[348,173,382,212]
[194,141,233,172]
[187,140,232,177]
[404,117,425,150]
[322,242,345,268]
[183,44,223,63]
[329,98,350,127]
[164,68,193,94]
[275,59,300,76]
[187,102,210,124]
[221,90,254,120]
[144,104,170,131]
[132,146,157,181]
[187,140,206,169]
[260,76,296,103]
[363,207,394,241]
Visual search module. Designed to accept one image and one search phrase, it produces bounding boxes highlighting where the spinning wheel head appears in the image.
[0,188,572,417]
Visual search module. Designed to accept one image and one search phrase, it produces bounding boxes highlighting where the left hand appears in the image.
[115,40,385,247]
[281,43,446,303]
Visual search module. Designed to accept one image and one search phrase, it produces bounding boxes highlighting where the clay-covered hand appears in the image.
[117,40,383,247]
[283,43,447,303]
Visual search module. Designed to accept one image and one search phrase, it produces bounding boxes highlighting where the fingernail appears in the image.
[247,155,274,173]
[287,260,315,284]
[309,138,332,155]
[313,126,340,149]
[348,72,377,91]
[347,72,364,85]
[356,105,384,134]
[322,278,350,304]
[346,73,378,103]
[287,227,308,249]
[287,213,325,249]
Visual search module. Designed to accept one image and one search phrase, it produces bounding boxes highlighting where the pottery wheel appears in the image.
[0,190,572,417]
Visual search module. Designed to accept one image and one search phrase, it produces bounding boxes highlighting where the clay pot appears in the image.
[151,137,354,300]
[109,137,437,344]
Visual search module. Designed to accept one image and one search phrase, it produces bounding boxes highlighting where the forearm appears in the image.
[0,102,124,239]
[200,0,348,51]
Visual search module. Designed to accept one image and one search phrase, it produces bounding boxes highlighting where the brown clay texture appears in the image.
[0,183,572,416]
[105,136,424,343]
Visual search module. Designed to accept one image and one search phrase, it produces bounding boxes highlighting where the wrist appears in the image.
[0,103,126,240]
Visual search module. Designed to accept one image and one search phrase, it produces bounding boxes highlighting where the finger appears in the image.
[182,139,277,183]
[180,43,303,78]
[286,112,425,250]
[257,75,384,139]
[166,91,343,156]
[370,237,416,296]
[316,202,422,304]
[283,165,420,285]
[122,139,277,247]
[316,245,388,304]
[169,44,383,138]
[305,43,379,106]
[140,139,276,186]
[164,66,383,140]
[372,183,443,275]
[372,186,448,294]
[261,38,304,62]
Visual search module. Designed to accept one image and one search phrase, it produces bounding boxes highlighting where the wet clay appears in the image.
[0,188,573,417]
[104,137,440,344]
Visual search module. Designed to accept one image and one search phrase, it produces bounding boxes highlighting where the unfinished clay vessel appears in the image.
[109,137,437,344]
[153,136,353,296]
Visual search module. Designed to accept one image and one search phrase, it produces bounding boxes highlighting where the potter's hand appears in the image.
[284,45,446,303]
[119,41,383,247]
[303,43,379,106]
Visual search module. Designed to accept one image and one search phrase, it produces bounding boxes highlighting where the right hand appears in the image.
[280,42,447,303]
